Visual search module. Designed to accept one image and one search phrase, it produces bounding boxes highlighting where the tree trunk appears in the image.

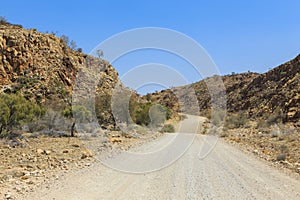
[71,121,76,137]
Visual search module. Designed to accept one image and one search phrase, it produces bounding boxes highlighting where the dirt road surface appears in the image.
[24,116,300,200]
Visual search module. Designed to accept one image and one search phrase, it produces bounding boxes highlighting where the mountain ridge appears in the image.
[146,55,300,124]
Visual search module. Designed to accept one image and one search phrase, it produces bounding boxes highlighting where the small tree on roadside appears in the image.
[62,105,92,137]
[0,93,42,137]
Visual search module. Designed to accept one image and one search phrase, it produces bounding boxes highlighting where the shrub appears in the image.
[266,108,283,126]
[256,108,284,130]
[96,49,104,58]
[133,103,152,126]
[0,16,7,24]
[256,119,268,129]
[161,124,175,133]
[69,40,77,50]
[95,94,113,127]
[180,114,187,121]
[211,109,226,126]
[225,112,248,129]
[276,153,286,161]
[149,104,167,126]
[62,105,92,123]
[60,34,70,46]
[0,93,42,137]
[131,102,171,126]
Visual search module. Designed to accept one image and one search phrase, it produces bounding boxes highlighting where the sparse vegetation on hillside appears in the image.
[0,16,7,24]
[60,34,78,50]
[224,112,248,129]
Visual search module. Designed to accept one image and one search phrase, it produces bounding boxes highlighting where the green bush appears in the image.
[0,93,43,137]
[161,124,175,133]
[95,94,112,126]
[133,102,152,126]
[62,105,92,123]
[131,102,171,126]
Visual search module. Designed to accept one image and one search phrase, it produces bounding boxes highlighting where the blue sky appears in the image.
[1,0,300,93]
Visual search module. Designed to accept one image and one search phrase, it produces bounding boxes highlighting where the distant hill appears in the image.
[146,55,300,123]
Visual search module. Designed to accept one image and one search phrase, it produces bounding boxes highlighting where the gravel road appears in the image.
[24,116,300,200]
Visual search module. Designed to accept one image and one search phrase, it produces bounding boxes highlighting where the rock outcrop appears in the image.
[0,23,119,106]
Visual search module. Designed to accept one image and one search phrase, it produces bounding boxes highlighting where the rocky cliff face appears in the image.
[0,23,119,106]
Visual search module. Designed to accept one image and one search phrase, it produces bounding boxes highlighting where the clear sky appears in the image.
[1,0,300,93]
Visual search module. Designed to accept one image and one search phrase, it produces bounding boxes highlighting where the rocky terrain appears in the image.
[146,72,259,117]
[0,130,163,199]
[0,19,300,199]
[0,21,122,199]
[0,22,119,129]
[222,125,300,175]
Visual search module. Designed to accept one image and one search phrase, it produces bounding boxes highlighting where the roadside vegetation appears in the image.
[0,93,43,138]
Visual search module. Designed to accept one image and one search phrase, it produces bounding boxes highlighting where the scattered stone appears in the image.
[62,149,69,153]
[5,193,12,199]
[45,150,51,155]
[253,149,259,154]
[15,186,22,192]
[26,180,34,184]
[36,149,44,154]
[85,163,91,167]
[71,144,80,148]
[20,175,29,180]
[81,149,94,159]
[110,137,122,144]
[26,164,34,169]
[13,170,25,178]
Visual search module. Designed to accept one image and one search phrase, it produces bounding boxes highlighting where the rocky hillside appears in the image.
[147,73,259,117]
[0,22,121,130]
[0,21,299,126]
[235,55,300,122]
[147,55,300,124]
[0,22,119,105]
